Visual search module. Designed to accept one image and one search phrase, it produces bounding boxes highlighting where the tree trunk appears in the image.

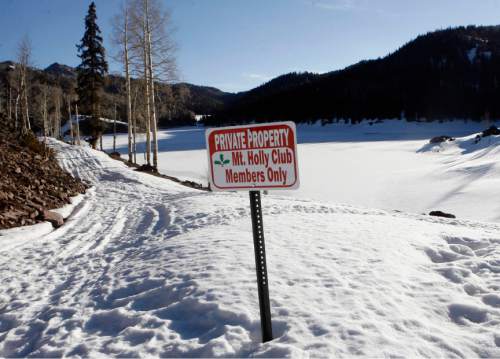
[75,104,81,145]
[19,66,30,133]
[133,114,137,164]
[42,87,48,138]
[23,72,30,131]
[113,103,117,152]
[142,4,152,167]
[145,0,158,169]
[14,94,19,131]
[132,84,138,164]
[124,8,133,163]
[8,86,12,122]
[54,93,61,139]
[68,97,74,144]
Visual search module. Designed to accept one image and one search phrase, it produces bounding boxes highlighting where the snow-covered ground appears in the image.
[104,120,500,222]
[1,138,499,357]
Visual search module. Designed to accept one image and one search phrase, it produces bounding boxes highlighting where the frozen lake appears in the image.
[103,120,500,222]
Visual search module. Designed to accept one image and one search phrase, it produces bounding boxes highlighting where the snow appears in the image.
[0,222,53,250]
[104,120,500,222]
[0,136,499,357]
[483,51,492,60]
[468,47,477,63]
[61,115,128,135]
[466,47,492,63]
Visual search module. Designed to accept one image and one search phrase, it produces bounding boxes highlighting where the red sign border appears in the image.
[205,122,300,191]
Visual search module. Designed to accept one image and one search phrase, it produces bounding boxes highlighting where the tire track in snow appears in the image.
[0,143,190,356]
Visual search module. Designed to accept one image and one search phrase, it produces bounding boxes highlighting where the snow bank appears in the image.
[0,139,499,357]
[0,193,88,248]
[0,222,53,250]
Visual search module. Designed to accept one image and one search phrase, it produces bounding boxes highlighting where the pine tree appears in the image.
[76,2,108,149]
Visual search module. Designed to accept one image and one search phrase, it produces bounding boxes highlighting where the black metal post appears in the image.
[249,190,273,343]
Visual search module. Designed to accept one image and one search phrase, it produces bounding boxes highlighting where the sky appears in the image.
[0,0,499,93]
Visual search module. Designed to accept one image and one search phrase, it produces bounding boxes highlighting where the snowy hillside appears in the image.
[1,139,499,357]
[104,120,500,222]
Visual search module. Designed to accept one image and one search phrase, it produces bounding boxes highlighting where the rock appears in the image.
[181,180,202,189]
[429,135,454,144]
[136,164,158,173]
[39,210,64,228]
[481,125,500,137]
[429,210,456,219]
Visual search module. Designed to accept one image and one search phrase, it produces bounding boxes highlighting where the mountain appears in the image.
[207,25,500,125]
[44,63,77,78]
[173,82,233,115]
[40,62,234,117]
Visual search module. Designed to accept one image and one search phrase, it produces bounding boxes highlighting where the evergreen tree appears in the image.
[76,2,108,148]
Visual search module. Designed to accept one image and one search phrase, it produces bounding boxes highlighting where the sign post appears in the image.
[206,122,299,343]
[249,190,273,342]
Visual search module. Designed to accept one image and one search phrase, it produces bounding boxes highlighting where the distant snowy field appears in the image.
[1,140,499,357]
[103,120,500,222]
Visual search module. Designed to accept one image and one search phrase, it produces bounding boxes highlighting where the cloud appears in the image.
[310,0,357,11]
[306,0,399,16]
[242,72,272,81]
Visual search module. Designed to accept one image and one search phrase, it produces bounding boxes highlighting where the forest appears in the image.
[205,25,500,126]
[0,60,232,133]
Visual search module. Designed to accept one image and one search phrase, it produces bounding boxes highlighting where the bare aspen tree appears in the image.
[146,0,177,169]
[111,2,134,162]
[126,0,151,166]
[17,35,32,133]
[144,0,158,168]
[140,3,152,166]
[128,0,177,169]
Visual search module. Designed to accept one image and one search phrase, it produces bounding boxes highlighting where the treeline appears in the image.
[206,25,500,126]
[0,62,230,135]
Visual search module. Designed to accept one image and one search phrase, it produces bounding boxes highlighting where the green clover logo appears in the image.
[214,153,230,167]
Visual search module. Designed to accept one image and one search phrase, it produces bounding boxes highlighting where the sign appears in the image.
[206,122,299,191]
[205,121,301,343]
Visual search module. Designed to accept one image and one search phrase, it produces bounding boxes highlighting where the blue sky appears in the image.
[0,0,499,92]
